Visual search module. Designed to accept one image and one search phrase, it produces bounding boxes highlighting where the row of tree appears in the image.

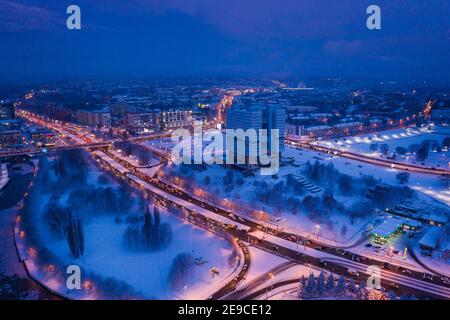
[298,272,416,300]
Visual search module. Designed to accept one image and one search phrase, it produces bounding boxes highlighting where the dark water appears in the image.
[0,164,34,211]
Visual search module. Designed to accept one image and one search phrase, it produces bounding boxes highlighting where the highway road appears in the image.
[103,149,450,299]
[286,138,449,176]
[224,261,297,300]
[0,110,170,158]
[17,111,450,300]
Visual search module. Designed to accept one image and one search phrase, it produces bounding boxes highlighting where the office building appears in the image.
[76,109,111,128]
[126,111,161,134]
[159,110,192,130]
[0,102,15,120]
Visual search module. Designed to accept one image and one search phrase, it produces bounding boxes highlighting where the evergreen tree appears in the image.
[305,273,316,298]
[153,206,160,225]
[325,273,335,292]
[143,205,153,245]
[298,275,307,298]
[416,144,429,161]
[335,275,346,296]
[66,211,84,258]
[316,272,326,296]
[347,278,358,295]
[358,280,367,300]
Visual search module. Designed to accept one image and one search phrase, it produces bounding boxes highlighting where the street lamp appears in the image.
[275,217,281,232]
[183,285,188,299]
[269,272,275,291]
[315,225,321,240]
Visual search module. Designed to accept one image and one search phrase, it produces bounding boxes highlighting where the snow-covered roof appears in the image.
[372,217,403,238]
[333,122,363,128]
[402,219,421,228]
[422,214,448,224]
[305,125,332,131]
[419,227,442,249]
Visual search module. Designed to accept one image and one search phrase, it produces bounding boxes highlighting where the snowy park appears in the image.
[15,150,238,299]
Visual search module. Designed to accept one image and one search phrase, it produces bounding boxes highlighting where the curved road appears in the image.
[20,111,450,299]
[224,261,297,300]
[287,139,449,176]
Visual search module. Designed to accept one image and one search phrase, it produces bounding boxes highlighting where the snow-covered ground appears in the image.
[159,143,449,246]
[410,241,450,277]
[38,213,236,300]
[18,153,238,300]
[159,156,372,246]
[0,163,9,190]
[156,131,449,278]
[317,126,450,170]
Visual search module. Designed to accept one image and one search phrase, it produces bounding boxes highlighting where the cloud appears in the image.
[90,0,363,39]
[0,0,62,32]
[323,40,364,56]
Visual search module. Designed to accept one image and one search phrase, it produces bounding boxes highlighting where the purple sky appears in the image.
[1,0,449,81]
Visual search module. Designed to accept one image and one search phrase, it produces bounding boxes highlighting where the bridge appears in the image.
[0,133,172,159]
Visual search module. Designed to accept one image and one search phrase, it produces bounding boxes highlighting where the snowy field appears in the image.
[159,139,450,250]
[159,149,374,246]
[38,213,236,299]
[20,151,238,300]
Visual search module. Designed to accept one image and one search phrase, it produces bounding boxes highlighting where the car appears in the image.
[347,268,359,277]
[319,259,328,266]
[383,262,390,270]
[423,273,433,281]
[365,243,373,248]
[272,245,279,251]
[441,277,450,285]
[401,268,412,276]
[287,235,297,242]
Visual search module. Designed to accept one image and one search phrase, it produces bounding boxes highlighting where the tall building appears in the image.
[159,110,192,131]
[0,129,22,150]
[76,109,111,128]
[226,106,263,165]
[226,106,263,131]
[264,105,286,152]
[126,111,161,134]
[226,104,286,166]
[0,102,15,120]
